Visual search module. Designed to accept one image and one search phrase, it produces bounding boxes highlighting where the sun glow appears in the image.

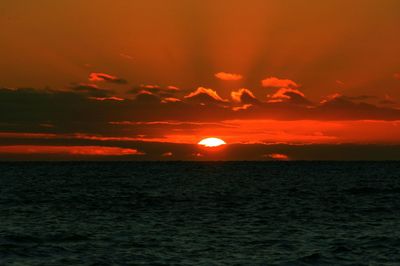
[198,137,227,147]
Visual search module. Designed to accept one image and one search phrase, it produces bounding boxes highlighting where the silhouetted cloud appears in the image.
[2,86,400,158]
[0,145,144,156]
[89,73,127,84]
[2,87,400,130]
[2,140,400,161]
[316,94,400,120]
[70,83,113,97]
[129,85,181,99]
[267,88,310,105]
[380,99,397,105]
[133,90,161,104]
[184,87,228,104]
[380,94,396,105]
[231,88,258,104]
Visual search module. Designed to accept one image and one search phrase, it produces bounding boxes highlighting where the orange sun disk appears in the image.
[198,137,227,147]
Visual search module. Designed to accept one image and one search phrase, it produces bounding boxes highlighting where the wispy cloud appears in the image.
[89,73,127,84]
[184,87,228,103]
[0,145,144,156]
[215,72,243,81]
[166,86,180,91]
[267,88,309,105]
[265,153,289,160]
[262,77,299,88]
[88,96,124,101]
[119,53,134,60]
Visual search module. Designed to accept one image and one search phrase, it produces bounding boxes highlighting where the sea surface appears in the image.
[1,162,400,265]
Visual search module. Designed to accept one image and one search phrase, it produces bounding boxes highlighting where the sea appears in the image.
[1,162,400,265]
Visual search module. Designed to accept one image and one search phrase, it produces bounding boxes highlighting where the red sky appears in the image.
[1,0,400,160]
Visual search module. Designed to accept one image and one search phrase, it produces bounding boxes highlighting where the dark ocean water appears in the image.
[1,162,400,265]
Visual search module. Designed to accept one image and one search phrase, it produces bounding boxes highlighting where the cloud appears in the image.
[119,53,134,60]
[70,83,112,97]
[267,88,309,105]
[261,77,299,88]
[162,151,173,157]
[0,145,144,156]
[133,90,161,104]
[320,93,342,104]
[380,94,396,105]
[184,87,228,103]
[232,104,253,111]
[347,95,376,101]
[380,99,396,105]
[231,88,258,104]
[3,141,400,161]
[162,97,181,103]
[129,85,181,99]
[265,153,289,160]
[166,86,180,91]
[0,132,57,139]
[89,73,127,84]
[215,72,243,81]
[316,94,400,120]
[88,96,124,101]
[320,93,378,105]
[140,84,160,89]
[2,86,400,146]
[336,80,346,87]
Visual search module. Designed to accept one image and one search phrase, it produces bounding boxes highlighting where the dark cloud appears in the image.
[184,87,228,104]
[2,85,400,160]
[128,84,182,99]
[1,87,400,128]
[1,138,400,161]
[2,87,400,151]
[379,94,397,105]
[346,95,377,101]
[133,90,162,104]
[70,83,113,97]
[231,88,259,104]
[380,99,397,105]
[315,94,400,120]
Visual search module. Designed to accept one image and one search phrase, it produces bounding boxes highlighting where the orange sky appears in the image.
[1,0,400,159]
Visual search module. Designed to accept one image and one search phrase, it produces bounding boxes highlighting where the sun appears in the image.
[198,137,226,147]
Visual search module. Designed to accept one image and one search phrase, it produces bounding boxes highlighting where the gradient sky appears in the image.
[1,0,400,160]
